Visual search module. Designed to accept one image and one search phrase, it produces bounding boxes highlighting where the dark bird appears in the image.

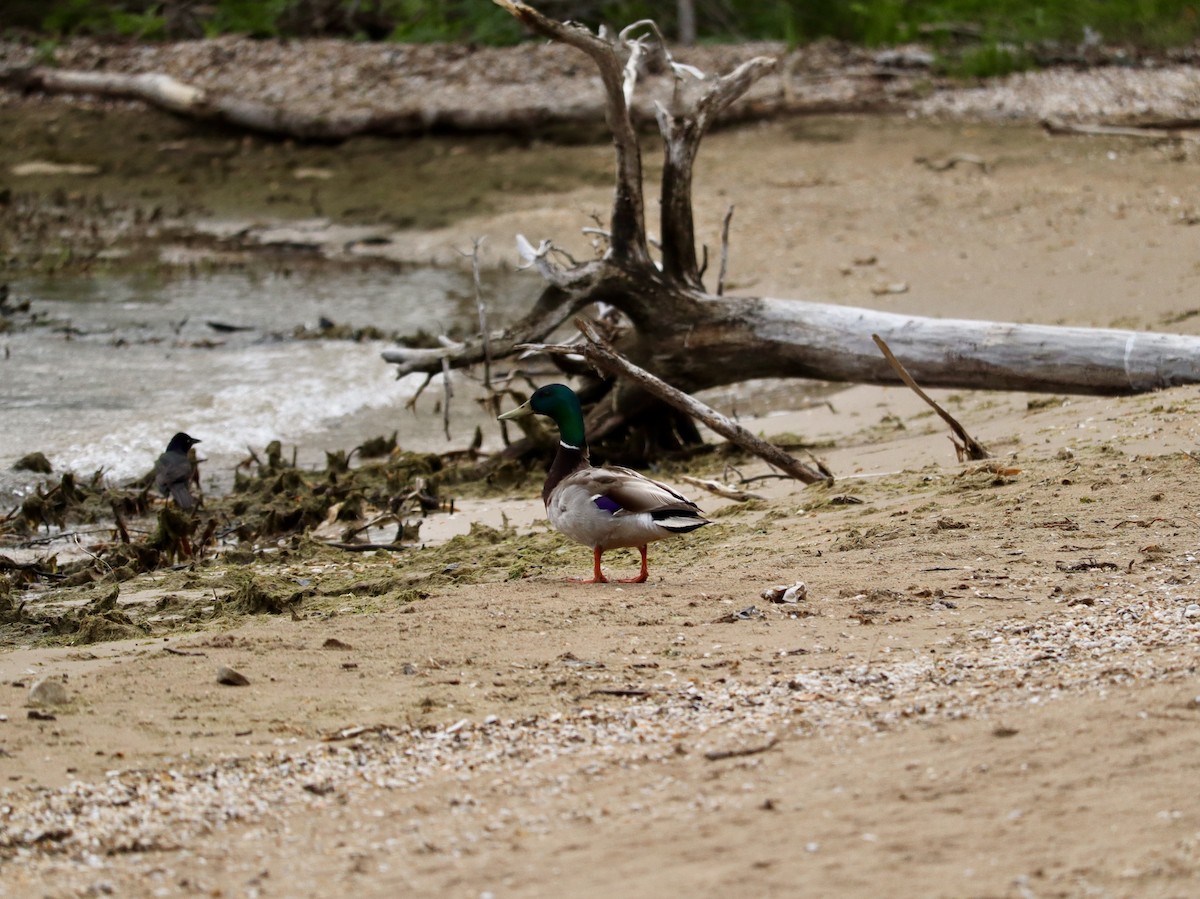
[499,384,709,583]
[155,432,201,510]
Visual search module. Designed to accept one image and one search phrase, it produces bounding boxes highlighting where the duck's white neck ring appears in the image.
[560,440,582,451]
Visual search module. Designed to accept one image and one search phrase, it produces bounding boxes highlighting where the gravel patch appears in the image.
[3,554,1197,888]
[4,36,1200,126]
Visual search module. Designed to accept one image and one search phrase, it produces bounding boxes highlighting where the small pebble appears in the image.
[216,666,251,687]
[28,677,70,707]
[1183,604,1200,618]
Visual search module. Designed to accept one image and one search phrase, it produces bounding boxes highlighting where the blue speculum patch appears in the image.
[593,495,622,514]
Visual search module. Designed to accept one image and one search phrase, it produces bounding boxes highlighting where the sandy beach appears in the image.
[3,35,1200,898]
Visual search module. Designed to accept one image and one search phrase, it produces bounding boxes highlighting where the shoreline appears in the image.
[3,36,1200,897]
[5,34,1200,130]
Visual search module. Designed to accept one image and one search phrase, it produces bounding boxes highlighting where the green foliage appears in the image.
[22,0,1200,53]
[109,5,167,38]
[38,0,103,35]
[386,0,525,44]
[944,42,1033,78]
[32,40,60,67]
[758,0,1200,49]
[40,0,164,37]
[203,0,289,37]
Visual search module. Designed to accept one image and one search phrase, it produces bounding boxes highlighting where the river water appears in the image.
[0,265,532,506]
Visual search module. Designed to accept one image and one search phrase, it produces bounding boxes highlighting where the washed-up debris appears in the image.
[1,435,460,628]
[761,582,807,604]
[716,605,766,623]
[560,651,604,669]
[1056,559,1120,572]
[12,452,52,473]
[11,161,100,177]
[321,724,395,742]
[206,320,254,333]
[704,736,779,762]
[677,475,763,502]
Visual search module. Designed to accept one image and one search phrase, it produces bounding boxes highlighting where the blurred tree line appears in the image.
[4,0,1198,50]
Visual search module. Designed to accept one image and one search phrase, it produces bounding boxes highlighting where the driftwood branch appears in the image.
[704,736,779,762]
[381,271,601,376]
[1042,117,1200,142]
[678,475,764,502]
[391,280,1200,396]
[872,334,990,461]
[0,63,616,139]
[657,56,776,288]
[495,0,650,267]
[524,318,833,484]
[716,204,735,296]
[383,1,1200,465]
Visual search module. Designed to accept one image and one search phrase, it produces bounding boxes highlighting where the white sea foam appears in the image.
[0,267,528,497]
[48,343,427,481]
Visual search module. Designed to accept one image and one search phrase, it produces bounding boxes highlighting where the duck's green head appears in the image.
[498,383,586,448]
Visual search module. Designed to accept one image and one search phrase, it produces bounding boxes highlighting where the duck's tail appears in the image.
[651,508,709,533]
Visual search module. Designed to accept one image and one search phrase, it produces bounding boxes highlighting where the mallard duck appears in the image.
[499,383,709,583]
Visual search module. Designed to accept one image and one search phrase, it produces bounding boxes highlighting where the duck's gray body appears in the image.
[501,385,709,583]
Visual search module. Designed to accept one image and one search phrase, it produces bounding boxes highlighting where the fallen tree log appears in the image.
[383,287,1200,396]
[0,65,611,139]
[0,42,919,140]
[383,0,1200,450]
[1042,117,1200,142]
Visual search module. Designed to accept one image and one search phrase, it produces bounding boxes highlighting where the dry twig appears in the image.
[872,333,990,461]
[716,204,735,296]
[704,737,779,761]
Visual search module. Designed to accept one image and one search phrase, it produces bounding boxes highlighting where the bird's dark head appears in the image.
[166,432,201,453]
[498,383,586,448]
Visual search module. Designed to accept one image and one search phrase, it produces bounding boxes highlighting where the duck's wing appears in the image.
[574,466,707,525]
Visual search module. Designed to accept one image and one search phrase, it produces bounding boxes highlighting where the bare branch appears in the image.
[515,234,584,287]
[7,68,205,111]
[441,356,453,441]
[1042,117,1200,142]
[872,334,990,460]
[658,56,776,287]
[716,204,735,296]
[469,239,493,391]
[677,475,763,502]
[495,0,650,266]
[381,258,605,376]
[0,65,565,139]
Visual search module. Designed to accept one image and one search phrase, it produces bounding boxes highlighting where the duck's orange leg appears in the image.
[617,545,649,584]
[569,546,609,583]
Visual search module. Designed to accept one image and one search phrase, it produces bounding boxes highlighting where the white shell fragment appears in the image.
[761,582,808,604]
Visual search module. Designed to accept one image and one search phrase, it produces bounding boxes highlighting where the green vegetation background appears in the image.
[5,1,1199,76]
